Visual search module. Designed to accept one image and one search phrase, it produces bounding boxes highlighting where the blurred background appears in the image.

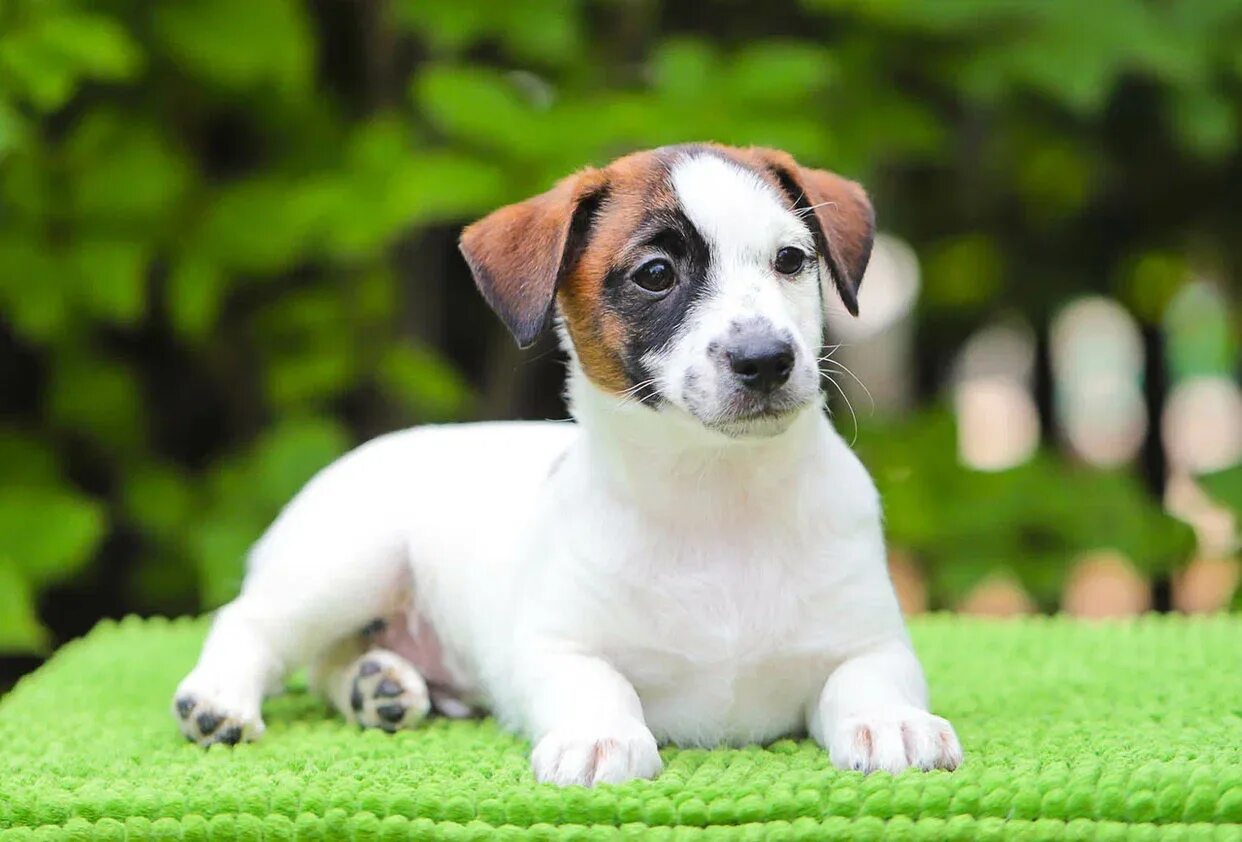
[1,0,1239,690]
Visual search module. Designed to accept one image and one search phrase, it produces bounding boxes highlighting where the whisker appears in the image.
[618,375,659,396]
[820,371,859,447]
[795,200,838,217]
[820,359,874,412]
[817,343,847,363]
[614,377,661,410]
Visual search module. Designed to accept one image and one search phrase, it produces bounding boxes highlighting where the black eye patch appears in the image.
[643,227,682,257]
[601,206,714,403]
[613,210,710,281]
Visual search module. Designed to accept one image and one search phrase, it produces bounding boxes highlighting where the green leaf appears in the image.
[1116,252,1189,323]
[1163,283,1236,380]
[921,235,1004,311]
[0,487,105,587]
[325,120,507,253]
[0,100,28,161]
[0,560,48,654]
[394,1,493,52]
[652,40,718,101]
[0,237,67,340]
[266,346,356,409]
[956,0,1208,115]
[801,0,1034,34]
[31,13,141,79]
[0,12,142,110]
[0,429,60,488]
[152,0,313,93]
[192,177,337,272]
[414,67,544,155]
[167,257,227,338]
[122,463,196,541]
[491,0,583,63]
[248,418,350,508]
[69,239,148,325]
[48,354,144,452]
[1013,141,1096,219]
[188,516,256,609]
[1171,89,1238,161]
[726,42,836,104]
[378,344,474,421]
[1199,465,1242,515]
[395,0,583,63]
[65,113,192,223]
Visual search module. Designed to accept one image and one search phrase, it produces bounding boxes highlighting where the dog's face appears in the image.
[461,144,874,438]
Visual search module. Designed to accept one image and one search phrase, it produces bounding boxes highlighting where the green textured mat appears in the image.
[1,616,1240,840]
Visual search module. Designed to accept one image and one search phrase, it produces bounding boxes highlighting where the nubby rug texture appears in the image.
[1,615,1239,840]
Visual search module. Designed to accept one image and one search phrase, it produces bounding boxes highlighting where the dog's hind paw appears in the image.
[345,649,430,732]
[172,678,265,747]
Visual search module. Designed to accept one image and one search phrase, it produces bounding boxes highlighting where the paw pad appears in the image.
[173,693,259,747]
[347,652,429,732]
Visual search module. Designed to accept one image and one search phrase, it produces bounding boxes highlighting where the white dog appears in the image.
[173,143,962,786]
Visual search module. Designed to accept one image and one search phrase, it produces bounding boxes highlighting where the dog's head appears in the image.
[460,144,874,438]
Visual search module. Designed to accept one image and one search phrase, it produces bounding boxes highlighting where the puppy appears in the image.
[173,143,962,785]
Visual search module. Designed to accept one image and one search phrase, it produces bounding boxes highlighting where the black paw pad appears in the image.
[376,703,406,724]
[196,712,222,735]
[350,682,363,712]
[216,726,243,746]
[175,696,196,719]
[357,660,381,677]
[375,679,402,698]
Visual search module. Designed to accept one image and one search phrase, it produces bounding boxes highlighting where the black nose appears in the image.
[726,336,795,393]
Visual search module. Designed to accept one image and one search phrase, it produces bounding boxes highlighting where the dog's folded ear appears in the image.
[744,148,874,317]
[460,170,606,348]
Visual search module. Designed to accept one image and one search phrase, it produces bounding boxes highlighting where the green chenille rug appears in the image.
[1,616,1240,840]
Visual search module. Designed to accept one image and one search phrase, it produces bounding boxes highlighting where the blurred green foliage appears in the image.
[855,411,1196,609]
[2,0,1239,651]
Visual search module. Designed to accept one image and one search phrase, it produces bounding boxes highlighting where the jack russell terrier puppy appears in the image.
[173,143,962,785]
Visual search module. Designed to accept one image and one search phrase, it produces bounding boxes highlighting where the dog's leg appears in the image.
[172,511,412,746]
[171,597,280,746]
[808,640,962,774]
[311,640,430,731]
[523,651,663,787]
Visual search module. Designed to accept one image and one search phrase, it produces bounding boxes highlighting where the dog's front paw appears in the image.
[172,674,265,747]
[531,719,662,786]
[829,706,961,774]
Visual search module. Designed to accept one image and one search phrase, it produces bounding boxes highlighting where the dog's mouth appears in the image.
[698,394,810,438]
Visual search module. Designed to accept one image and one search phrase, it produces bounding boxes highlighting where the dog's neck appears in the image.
[565,364,829,516]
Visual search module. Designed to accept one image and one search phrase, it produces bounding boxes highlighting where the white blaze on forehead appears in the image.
[669,153,811,260]
[643,152,825,426]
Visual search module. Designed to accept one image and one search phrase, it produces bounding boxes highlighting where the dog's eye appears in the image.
[632,258,675,293]
[774,247,806,275]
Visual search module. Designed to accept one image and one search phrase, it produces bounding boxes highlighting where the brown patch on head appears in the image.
[732,146,875,316]
[554,149,682,393]
[459,149,683,393]
[459,168,608,348]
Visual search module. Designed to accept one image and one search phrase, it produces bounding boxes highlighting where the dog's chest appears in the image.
[585,522,840,744]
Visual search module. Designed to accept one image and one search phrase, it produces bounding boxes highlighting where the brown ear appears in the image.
[744,147,874,316]
[459,170,606,348]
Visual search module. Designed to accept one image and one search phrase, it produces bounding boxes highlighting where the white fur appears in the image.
[174,154,961,785]
[656,154,822,435]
